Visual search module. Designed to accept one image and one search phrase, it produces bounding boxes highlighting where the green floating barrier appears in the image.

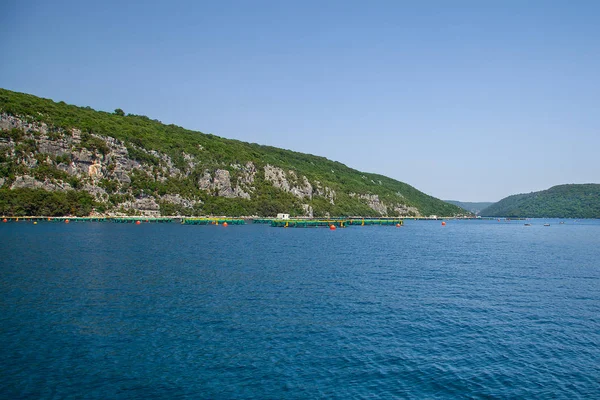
[270,218,403,228]
[181,218,246,225]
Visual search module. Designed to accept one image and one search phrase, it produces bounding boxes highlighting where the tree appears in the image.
[114,108,125,116]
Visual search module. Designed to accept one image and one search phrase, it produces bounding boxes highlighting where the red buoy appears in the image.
[396,223,401,227]
[223,222,228,227]
[441,221,446,226]
[330,224,336,230]
[136,220,141,225]
[2,218,7,223]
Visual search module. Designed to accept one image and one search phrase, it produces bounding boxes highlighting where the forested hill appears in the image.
[480,184,600,218]
[0,88,464,217]
[445,200,495,215]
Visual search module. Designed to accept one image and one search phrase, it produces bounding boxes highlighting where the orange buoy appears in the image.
[441,221,446,226]
[329,224,336,230]
[33,221,37,225]
[136,220,141,225]
[65,219,70,224]
[223,222,228,227]
[396,223,401,227]
[48,218,51,221]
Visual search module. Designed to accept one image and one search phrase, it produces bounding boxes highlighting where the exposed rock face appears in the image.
[236,161,256,186]
[123,197,160,217]
[160,194,200,209]
[88,162,103,180]
[11,175,72,192]
[197,168,251,199]
[0,113,49,134]
[360,194,387,215]
[0,113,432,217]
[394,204,419,216]
[198,171,212,191]
[182,152,197,175]
[315,181,336,205]
[213,169,235,198]
[264,164,313,199]
[348,192,421,217]
[82,184,108,201]
[38,138,70,157]
[264,164,290,192]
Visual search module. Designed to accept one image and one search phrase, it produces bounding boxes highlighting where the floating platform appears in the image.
[270,218,403,228]
[346,218,403,226]
[181,218,246,225]
[112,217,172,223]
[251,218,274,224]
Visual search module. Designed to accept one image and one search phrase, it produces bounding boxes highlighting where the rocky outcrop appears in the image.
[394,204,420,216]
[264,164,290,192]
[0,113,50,135]
[213,169,235,198]
[197,168,251,199]
[38,138,70,157]
[0,111,441,218]
[359,194,387,215]
[349,192,422,216]
[315,181,336,205]
[82,184,108,201]
[264,164,313,199]
[160,194,201,209]
[11,175,72,192]
[122,197,160,217]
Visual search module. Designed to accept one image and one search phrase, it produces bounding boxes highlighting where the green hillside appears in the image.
[480,184,600,218]
[445,200,495,215]
[0,88,464,217]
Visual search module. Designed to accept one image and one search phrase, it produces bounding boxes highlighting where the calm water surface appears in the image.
[1,219,599,399]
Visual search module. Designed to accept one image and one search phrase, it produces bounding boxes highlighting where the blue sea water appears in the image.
[1,219,599,399]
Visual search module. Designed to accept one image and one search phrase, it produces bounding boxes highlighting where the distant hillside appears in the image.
[480,184,600,218]
[0,88,464,217]
[445,200,495,215]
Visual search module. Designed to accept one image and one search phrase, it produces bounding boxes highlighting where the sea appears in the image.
[1,219,599,399]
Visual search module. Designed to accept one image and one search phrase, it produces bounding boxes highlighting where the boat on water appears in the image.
[544,223,550,226]
[524,223,531,226]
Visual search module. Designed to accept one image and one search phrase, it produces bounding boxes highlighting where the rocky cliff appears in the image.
[0,88,465,217]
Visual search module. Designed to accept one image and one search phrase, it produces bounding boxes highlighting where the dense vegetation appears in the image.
[0,188,95,216]
[0,88,464,217]
[480,184,600,218]
[445,201,495,215]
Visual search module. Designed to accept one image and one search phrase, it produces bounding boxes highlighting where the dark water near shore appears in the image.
[1,219,599,399]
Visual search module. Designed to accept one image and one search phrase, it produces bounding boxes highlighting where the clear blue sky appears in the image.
[2,0,599,201]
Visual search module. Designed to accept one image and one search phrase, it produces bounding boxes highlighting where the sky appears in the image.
[1,0,599,201]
